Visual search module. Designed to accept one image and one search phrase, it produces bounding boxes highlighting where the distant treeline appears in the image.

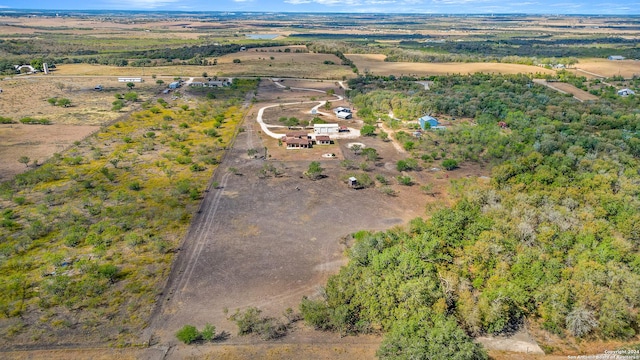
[397,39,640,60]
[0,42,290,73]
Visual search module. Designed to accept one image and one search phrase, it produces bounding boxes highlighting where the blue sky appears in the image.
[0,0,638,15]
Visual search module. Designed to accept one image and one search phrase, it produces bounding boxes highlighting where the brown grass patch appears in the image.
[533,79,599,101]
[348,54,555,77]
[574,58,640,79]
[0,124,99,182]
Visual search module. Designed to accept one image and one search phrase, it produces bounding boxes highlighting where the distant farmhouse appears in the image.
[618,88,636,96]
[608,55,626,61]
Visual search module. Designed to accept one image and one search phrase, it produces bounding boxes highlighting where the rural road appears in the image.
[254,79,360,139]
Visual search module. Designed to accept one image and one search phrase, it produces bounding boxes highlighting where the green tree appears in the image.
[126,82,135,90]
[176,325,200,344]
[306,161,324,180]
[442,159,458,170]
[200,323,216,341]
[361,125,376,136]
[18,156,30,168]
[56,98,71,107]
[124,92,138,102]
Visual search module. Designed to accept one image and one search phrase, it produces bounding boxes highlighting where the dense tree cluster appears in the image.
[302,74,640,357]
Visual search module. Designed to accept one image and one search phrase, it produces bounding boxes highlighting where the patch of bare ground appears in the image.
[0,123,99,182]
[144,78,486,359]
[533,79,599,101]
[347,54,555,77]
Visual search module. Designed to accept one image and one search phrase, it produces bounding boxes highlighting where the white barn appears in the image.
[314,124,340,134]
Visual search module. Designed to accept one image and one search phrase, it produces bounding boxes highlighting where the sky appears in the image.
[0,0,638,15]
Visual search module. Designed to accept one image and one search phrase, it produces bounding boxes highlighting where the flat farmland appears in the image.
[0,75,157,124]
[533,79,599,101]
[0,74,162,180]
[347,54,555,76]
[574,58,640,78]
[0,124,99,182]
[48,49,354,79]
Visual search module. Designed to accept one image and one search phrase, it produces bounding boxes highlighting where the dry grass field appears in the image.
[573,58,640,78]
[0,73,165,180]
[347,54,555,77]
[533,79,599,102]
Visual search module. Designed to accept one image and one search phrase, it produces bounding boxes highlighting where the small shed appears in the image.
[618,88,636,96]
[348,177,358,187]
[169,81,181,89]
[608,55,625,61]
[419,115,439,130]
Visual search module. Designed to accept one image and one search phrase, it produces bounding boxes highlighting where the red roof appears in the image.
[285,131,309,138]
[284,137,310,145]
[316,135,330,141]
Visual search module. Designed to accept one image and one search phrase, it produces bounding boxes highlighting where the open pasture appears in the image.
[573,58,640,79]
[347,54,555,77]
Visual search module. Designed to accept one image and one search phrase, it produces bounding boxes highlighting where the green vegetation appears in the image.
[19,117,51,125]
[175,323,216,344]
[229,307,287,340]
[305,161,324,180]
[0,80,256,345]
[302,73,640,356]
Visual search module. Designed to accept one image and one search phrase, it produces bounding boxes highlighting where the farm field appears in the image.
[347,54,555,77]
[533,79,600,102]
[573,58,640,78]
[0,124,99,182]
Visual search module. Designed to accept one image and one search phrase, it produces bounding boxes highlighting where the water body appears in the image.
[246,34,280,40]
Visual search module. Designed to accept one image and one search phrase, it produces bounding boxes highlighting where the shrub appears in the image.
[361,125,376,136]
[128,181,142,191]
[442,159,458,170]
[176,325,200,344]
[0,116,14,124]
[190,163,205,172]
[201,323,216,341]
[397,175,413,186]
[300,297,333,330]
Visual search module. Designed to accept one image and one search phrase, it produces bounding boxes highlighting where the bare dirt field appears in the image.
[574,58,640,78]
[347,54,555,77]
[533,79,599,102]
[0,123,99,182]
[143,79,484,358]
